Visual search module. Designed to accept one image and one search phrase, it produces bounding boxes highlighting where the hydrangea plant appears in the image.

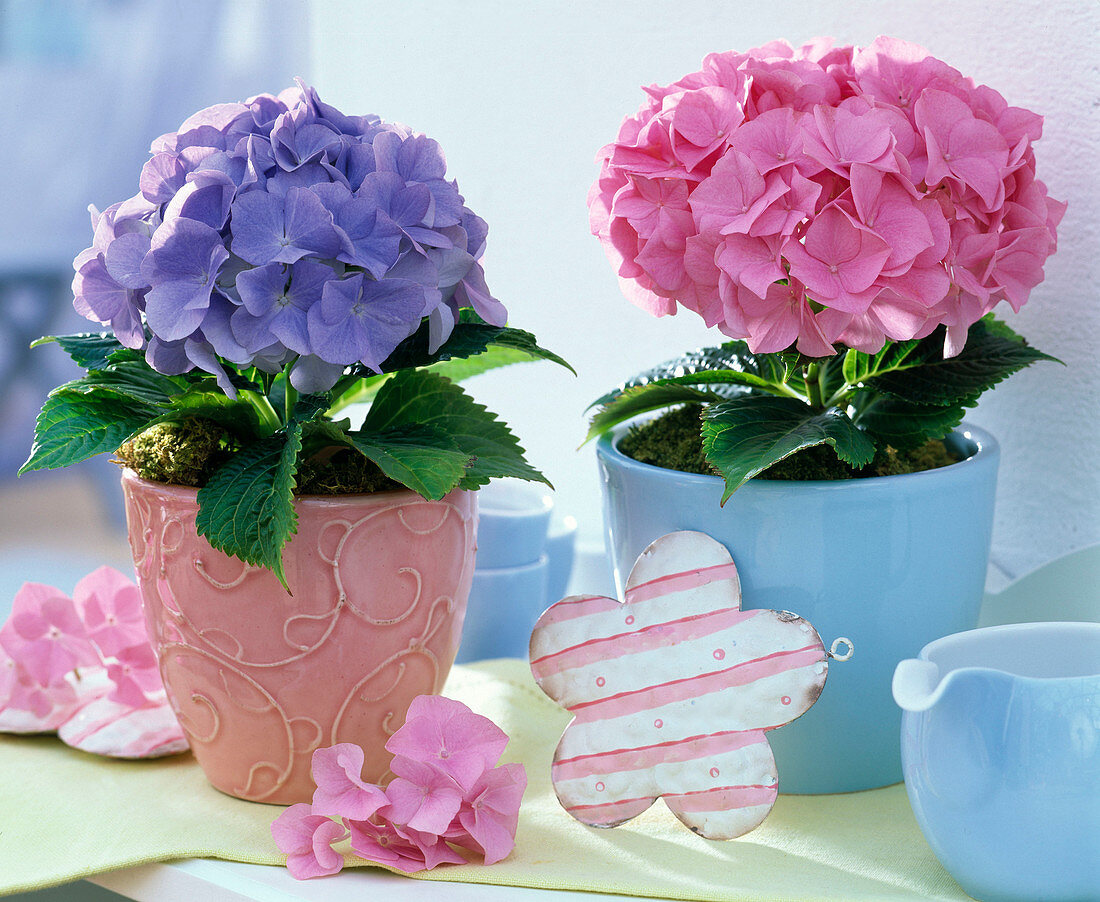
[586,37,1062,497]
[21,81,570,583]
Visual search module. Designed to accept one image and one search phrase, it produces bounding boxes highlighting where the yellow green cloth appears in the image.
[0,660,968,900]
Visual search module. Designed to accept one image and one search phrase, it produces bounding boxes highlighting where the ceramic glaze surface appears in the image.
[596,424,999,793]
[894,622,1100,902]
[121,471,476,804]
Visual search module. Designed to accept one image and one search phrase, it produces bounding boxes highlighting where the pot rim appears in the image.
[119,467,470,507]
[596,419,999,494]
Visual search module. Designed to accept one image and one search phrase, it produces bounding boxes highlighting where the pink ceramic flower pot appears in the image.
[121,470,477,805]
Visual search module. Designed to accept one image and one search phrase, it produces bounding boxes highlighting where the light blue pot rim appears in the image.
[596,420,999,498]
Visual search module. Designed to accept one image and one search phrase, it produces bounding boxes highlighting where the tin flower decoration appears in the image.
[530,531,851,839]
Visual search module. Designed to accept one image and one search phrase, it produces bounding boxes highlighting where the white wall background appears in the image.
[312,0,1099,580]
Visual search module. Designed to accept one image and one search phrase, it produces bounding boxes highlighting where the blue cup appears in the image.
[475,480,554,569]
[456,555,549,663]
[894,622,1100,902]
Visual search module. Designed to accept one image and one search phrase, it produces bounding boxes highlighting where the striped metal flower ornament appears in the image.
[529,530,851,840]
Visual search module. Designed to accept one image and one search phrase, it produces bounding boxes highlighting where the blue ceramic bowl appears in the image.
[894,622,1100,902]
[596,423,999,793]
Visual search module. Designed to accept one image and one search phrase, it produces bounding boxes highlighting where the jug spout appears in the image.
[892,658,943,712]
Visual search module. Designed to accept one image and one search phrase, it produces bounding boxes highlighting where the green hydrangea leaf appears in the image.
[856,398,966,452]
[152,391,265,441]
[378,313,574,375]
[31,333,128,371]
[54,360,186,407]
[364,369,548,491]
[349,424,472,500]
[195,422,303,589]
[19,390,160,474]
[702,395,876,502]
[588,342,794,412]
[866,320,1058,406]
[585,382,726,444]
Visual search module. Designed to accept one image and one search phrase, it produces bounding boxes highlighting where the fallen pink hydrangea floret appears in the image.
[0,567,188,758]
[272,695,526,878]
[271,804,349,880]
[311,742,389,820]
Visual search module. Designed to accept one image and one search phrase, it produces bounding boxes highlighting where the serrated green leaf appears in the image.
[587,342,799,412]
[195,423,303,588]
[867,321,1059,406]
[379,315,574,375]
[152,391,265,441]
[585,383,725,443]
[54,360,186,407]
[19,390,159,474]
[855,398,966,452]
[702,396,876,501]
[364,370,548,491]
[32,333,127,371]
[290,393,334,425]
[349,424,472,500]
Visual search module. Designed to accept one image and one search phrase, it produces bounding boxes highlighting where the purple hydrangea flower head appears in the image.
[70,80,506,392]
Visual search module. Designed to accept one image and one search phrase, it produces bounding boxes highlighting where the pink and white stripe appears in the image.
[530,531,829,840]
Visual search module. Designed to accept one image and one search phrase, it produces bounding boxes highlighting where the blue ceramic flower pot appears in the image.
[596,423,999,794]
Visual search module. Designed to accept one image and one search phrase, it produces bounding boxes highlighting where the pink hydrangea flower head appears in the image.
[271,803,347,879]
[310,742,388,820]
[589,35,1063,356]
[385,695,509,792]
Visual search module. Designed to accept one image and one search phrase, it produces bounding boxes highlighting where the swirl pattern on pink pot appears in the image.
[530,531,829,839]
[123,471,476,804]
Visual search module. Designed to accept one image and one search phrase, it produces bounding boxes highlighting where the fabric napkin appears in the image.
[0,659,968,901]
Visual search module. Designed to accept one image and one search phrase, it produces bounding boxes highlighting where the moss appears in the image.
[116,420,405,496]
[295,449,403,496]
[116,420,235,487]
[618,404,717,476]
[617,404,959,481]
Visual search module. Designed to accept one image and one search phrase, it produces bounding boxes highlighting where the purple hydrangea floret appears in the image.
[72,79,505,394]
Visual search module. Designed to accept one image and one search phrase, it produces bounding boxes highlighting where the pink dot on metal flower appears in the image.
[713,649,725,660]
[596,676,606,687]
[781,696,792,706]
[654,718,663,728]
[710,767,720,778]
[625,616,635,626]
[596,781,605,792]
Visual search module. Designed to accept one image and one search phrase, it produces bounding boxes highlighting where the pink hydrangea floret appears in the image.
[589,35,1065,357]
[0,567,187,757]
[272,695,526,878]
